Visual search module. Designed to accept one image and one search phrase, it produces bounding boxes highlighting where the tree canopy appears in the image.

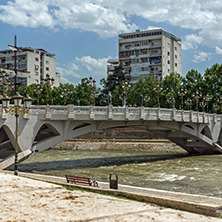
[6,63,222,114]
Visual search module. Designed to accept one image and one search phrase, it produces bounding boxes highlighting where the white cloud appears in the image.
[0,0,54,28]
[1,0,222,49]
[57,56,110,84]
[53,2,137,38]
[147,26,162,30]
[182,34,203,50]
[216,46,222,55]
[192,52,211,63]
[75,56,110,76]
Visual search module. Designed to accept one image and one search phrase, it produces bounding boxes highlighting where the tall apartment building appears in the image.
[0,47,60,87]
[108,29,181,83]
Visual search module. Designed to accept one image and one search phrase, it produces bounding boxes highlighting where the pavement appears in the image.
[1,170,222,221]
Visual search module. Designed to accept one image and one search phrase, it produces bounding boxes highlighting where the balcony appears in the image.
[148,43,161,48]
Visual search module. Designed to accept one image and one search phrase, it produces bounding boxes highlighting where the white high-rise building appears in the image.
[0,47,60,87]
[108,29,181,83]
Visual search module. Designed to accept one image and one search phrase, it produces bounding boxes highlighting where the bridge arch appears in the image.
[200,126,212,140]
[33,123,60,146]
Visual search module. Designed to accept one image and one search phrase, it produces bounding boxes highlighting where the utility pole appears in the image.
[8,35,19,94]
[14,35,17,94]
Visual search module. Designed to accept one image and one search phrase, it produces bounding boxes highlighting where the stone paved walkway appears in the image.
[0,171,221,221]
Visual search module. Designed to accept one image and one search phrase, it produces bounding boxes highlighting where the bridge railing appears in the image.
[1,105,221,124]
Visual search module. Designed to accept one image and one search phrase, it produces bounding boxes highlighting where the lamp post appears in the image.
[0,71,11,95]
[1,92,32,175]
[192,91,202,111]
[34,84,43,105]
[214,104,219,114]
[178,87,187,110]
[144,94,150,107]
[167,96,175,109]
[41,74,54,105]
[203,93,212,113]
[87,76,96,106]
[154,83,163,108]
[121,80,131,107]
[185,98,192,110]
[61,87,70,105]
[217,95,222,113]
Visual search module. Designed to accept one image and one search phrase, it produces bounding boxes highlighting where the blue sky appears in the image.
[0,0,222,86]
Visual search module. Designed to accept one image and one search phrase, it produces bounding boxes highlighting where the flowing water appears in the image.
[18,149,222,198]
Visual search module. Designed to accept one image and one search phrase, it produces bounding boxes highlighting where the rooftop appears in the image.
[0,47,55,57]
[119,29,181,42]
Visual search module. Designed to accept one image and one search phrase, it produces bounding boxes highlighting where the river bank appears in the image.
[52,139,187,153]
[0,171,221,221]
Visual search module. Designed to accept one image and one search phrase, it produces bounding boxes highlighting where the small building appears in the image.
[0,47,60,87]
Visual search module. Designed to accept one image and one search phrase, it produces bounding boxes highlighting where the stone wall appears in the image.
[52,140,186,153]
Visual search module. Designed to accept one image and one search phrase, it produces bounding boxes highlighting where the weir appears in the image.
[0,105,222,169]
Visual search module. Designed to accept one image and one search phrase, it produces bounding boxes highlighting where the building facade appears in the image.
[0,47,60,87]
[108,29,181,83]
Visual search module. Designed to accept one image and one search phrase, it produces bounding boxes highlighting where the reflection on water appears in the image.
[19,149,222,197]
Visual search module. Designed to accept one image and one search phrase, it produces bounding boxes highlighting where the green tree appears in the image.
[162,72,183,109]
[183,69,204,110]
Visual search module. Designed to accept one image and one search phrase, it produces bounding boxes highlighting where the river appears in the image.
[18,149,222,198]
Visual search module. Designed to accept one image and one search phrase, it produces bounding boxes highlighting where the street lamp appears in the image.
[167,96,175,109]
[121,80,131,107]
[217,95,222,113]
[192,91,202,111]
[1,92,32,175]
[154,83,163,108]
[87,76,96,106]
[0,71,11,95]
[203,93,212,113]
[178,87,187,110]
[41,74,54,105]
[185,98,192,110]
[34,84,43,105]
[144,94,150,107]
[214,103,219,114]
[61,87,70,105]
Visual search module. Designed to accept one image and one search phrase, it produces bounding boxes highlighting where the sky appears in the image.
[0,0,222,86]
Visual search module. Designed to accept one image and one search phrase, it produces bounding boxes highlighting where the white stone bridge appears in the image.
[0,105,222,169]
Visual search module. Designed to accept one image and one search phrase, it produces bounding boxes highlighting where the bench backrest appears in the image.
[65,175,92,186]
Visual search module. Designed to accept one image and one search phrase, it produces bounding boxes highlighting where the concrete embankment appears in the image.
[7,170,222,219]
[52,139,187,153]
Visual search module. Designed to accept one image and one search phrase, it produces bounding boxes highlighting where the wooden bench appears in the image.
[65,175,98,187]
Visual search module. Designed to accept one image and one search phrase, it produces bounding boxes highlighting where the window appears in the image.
[168,60,170,64]
[132,58,139,64]
[140,57,148,63]
[167,51,170,56]
[175,47,177,51]
[141,66,148,71]
[175,63,177,67]
[35,65,39,70]
[35,58,39,62]
[150,50,158,55]
[175,55,177,59]
[46,67,49,71]
[141,49,148,54]
[168,43,170,48]
[132,67,140,73]
[46,60,49,64]
[140,40,148,46]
